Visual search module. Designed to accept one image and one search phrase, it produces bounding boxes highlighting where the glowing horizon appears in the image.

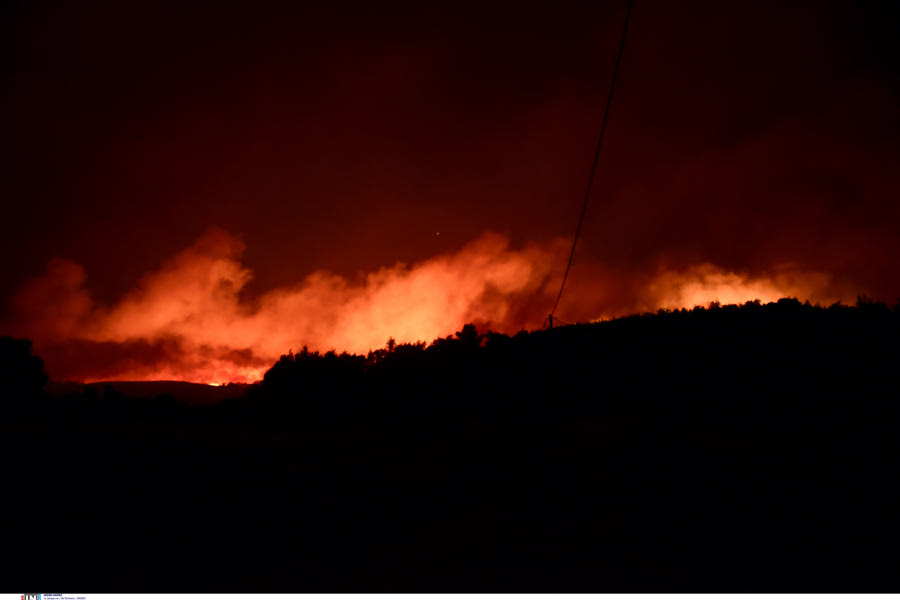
[6,228,856,385]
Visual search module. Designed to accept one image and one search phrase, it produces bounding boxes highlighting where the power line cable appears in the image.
[550,0,636,321]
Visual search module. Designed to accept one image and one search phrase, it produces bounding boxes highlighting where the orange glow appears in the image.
[582,263,849,323]
[9,228,566,384]
[644,263,842,312]
[7,228,857,384]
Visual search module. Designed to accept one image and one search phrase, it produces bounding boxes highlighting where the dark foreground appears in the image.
[3,298,899,591]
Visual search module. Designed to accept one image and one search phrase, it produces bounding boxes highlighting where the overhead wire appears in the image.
[549,0,636,323]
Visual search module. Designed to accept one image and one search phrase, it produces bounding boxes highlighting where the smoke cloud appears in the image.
[5,228,858,384]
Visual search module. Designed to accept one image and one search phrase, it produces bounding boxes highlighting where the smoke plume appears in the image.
[6,228,857,383]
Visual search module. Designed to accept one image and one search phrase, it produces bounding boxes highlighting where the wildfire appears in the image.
[8,228,563,384]
[5,228,854,384]
[644,263,839,312]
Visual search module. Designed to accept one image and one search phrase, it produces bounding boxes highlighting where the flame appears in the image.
[5,228,857,384]
[8,228,565,384]
[644,263,840,312]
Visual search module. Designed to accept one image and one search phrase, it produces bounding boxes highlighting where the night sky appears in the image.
[2,0,898,383]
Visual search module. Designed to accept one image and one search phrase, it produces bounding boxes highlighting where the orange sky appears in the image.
[1,1,897,382]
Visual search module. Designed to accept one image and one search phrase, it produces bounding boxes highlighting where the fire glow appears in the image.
[6,228,850,384]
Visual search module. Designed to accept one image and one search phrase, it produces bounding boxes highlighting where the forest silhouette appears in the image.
[3,297,899,591]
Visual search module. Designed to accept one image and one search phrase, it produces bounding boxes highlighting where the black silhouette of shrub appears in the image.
[0,336,48,408]
[4,299,900,592]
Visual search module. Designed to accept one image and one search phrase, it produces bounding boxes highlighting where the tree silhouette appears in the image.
[8,299,900,591]
[0,336,49,405]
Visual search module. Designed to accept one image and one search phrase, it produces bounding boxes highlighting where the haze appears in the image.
[2,0,897,382]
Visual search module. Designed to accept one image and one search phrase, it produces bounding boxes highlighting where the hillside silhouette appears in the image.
[3,297,900,591]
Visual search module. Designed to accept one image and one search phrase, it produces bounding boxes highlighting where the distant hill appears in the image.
[45,379,252,405]
[5,297,900,591]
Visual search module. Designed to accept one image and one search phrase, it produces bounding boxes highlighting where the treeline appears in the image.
[4,296,900,432]
[3,297,900,591]
[219,296,900,433]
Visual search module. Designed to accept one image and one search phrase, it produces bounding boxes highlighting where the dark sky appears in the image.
[2,0,899,381]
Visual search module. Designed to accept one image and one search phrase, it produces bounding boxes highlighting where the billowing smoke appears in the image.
[7,229,566,383]
[5,228,858,384]
[639,264,844,314]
